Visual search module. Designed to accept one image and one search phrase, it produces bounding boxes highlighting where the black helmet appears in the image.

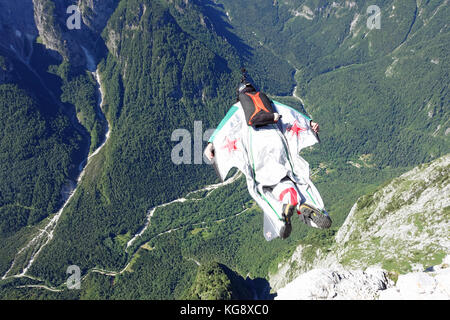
[236,67,256,101]
[238,68,256,92]
[238,81,255,94]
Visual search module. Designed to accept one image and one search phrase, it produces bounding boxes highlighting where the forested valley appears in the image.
[0,0,448,299]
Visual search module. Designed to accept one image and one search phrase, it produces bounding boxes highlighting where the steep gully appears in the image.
[1,49,110,281]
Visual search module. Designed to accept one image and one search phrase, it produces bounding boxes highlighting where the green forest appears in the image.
[0,61,84,276]
[0,0,448,300]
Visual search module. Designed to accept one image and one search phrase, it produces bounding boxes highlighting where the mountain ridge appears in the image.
[271,154,450,299]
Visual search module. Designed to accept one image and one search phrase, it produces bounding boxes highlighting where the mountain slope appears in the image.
[0,30,87,277]
[270,154,450,299]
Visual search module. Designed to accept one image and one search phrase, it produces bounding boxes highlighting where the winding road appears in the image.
[13,172,249,292]
[126,171,242,249]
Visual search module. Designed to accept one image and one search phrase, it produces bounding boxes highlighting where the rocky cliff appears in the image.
[271,154,450,299]
[0,0,118,68]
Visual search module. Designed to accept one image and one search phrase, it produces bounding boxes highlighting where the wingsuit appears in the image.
[205,78,332,241]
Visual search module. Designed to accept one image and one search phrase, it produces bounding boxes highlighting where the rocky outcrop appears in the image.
[276,268,392,300]
[79,0,120,35]
[328,155,450,272]
[379,256,450,300]
[32,0,68,62]
[276,257,450,300]
[271,154,450,299]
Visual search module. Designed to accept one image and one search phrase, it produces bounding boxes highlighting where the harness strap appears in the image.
[245,92,271,125]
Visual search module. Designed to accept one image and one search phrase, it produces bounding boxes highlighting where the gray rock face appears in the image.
[0,0,118,68]
[32,0,68,61]
[79,0,119,35]
[333,155,450,271]
[275,257,450,300]
[276,268,392,300]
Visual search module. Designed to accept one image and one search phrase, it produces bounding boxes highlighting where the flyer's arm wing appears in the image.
[206,105,248,182]
[272,100,319,154]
